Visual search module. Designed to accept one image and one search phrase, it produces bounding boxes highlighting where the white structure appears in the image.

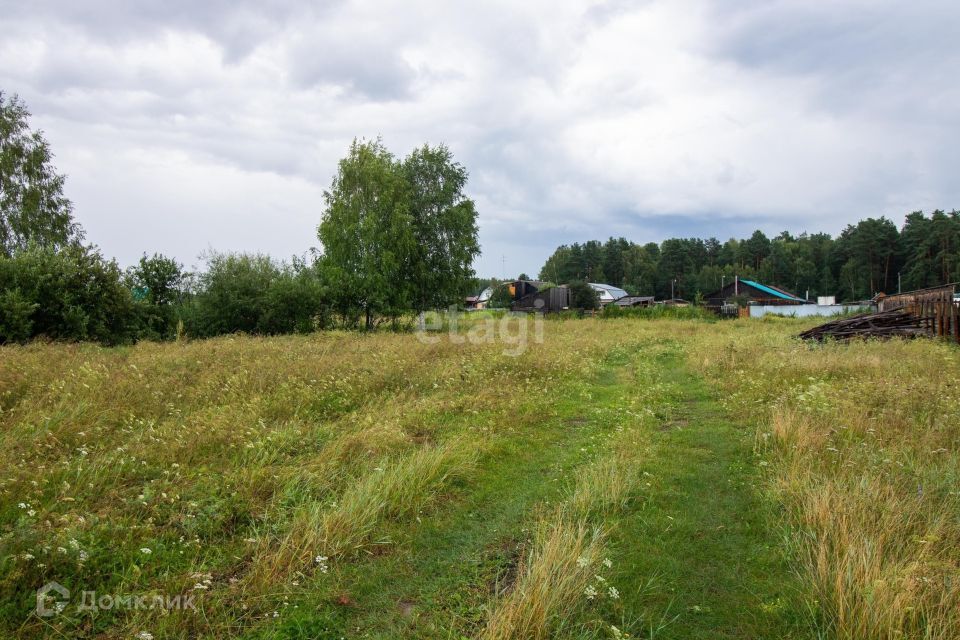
[588,283,629,304]
[817,296,836,305]
[477,286,494,304]
[749,303,874,318]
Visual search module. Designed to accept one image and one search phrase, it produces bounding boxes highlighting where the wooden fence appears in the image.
[879,283,960,344]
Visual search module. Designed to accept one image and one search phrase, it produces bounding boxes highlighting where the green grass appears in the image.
[605,343,804,639]
[2,317,957,638]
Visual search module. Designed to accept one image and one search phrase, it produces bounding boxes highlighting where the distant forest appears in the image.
[538,212,960,302]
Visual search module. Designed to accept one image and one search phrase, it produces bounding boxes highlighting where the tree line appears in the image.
[539,213,960,302]
[4,89,960,344]
[0,92,479,344]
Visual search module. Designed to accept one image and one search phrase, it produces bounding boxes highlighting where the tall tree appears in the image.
[318,139,412,328]
[0,92,82,255]
[402,143,480,313]
[318,139,480,327]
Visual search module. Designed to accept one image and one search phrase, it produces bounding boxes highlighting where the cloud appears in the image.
[1,0,958,278]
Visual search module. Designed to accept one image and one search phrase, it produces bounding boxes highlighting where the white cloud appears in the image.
[1,0,958,277]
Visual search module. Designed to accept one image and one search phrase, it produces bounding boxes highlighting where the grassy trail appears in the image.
[606,347,805,639]
[251,341,805,639]
[248,353,637,639]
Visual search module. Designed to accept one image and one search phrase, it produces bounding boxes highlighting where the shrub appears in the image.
[0,243,136,344]
[0,288,36,342]
[180,252,328,337]
[567,281,600,310]
[601,303,713,321]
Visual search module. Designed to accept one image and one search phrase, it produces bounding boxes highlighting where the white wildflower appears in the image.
[315,555,329,573]
[137,633,154,640]
[140,548,152,554]
[584,585,598,600]
[576,556,589,568]
[602,557,613,568]
[608,586,620,600]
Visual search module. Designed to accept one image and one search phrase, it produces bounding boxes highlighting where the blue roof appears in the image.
[740,279,806,302]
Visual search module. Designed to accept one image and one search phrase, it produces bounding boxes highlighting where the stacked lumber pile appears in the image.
[799,309,932,342]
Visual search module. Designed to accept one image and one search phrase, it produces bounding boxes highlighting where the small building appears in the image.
[467,280,551,310]
[513,285,570,313]
[613,295,655,308]
[588,283,630,305]
[465,284,498,310]
[705,278,807,307]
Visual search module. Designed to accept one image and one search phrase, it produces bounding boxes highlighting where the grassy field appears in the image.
[1,316,958,639]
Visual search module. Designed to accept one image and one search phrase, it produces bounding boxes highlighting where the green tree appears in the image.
[567,280,600,310]
[834,217,900,298]
[601,237,630,287]
[129,253,184,306]
[318,139,412,328]
[741,230,771,270]
[402,144,480,314]
[127,253,185,339]
[623,243,658,295]
[488,282,513,309]
[539,245,577,283]
[0,92,82,255]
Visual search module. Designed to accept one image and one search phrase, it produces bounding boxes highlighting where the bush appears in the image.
[600,304,713,321]
[0,243,137,344]
[0,288,36,342]
[488,283,513,309]
[567,281,600,310]
[126,254,186,341]
[180,253,328,337]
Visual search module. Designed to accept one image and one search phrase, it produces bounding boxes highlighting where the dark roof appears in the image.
[614,296,655,307]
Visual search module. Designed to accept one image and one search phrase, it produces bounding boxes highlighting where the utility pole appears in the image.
[898,271,902,294]
[671,279,676,300]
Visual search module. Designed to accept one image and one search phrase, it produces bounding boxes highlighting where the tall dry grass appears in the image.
[479,359,654,640]
[256,441,477,582]
[689,318,960,639]
[0,318,655,637]
[480,508,606,640]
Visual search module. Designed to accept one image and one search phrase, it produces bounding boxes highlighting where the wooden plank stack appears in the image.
[798,309,933,342]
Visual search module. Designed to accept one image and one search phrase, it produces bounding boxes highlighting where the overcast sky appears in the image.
[2,0,958,277]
